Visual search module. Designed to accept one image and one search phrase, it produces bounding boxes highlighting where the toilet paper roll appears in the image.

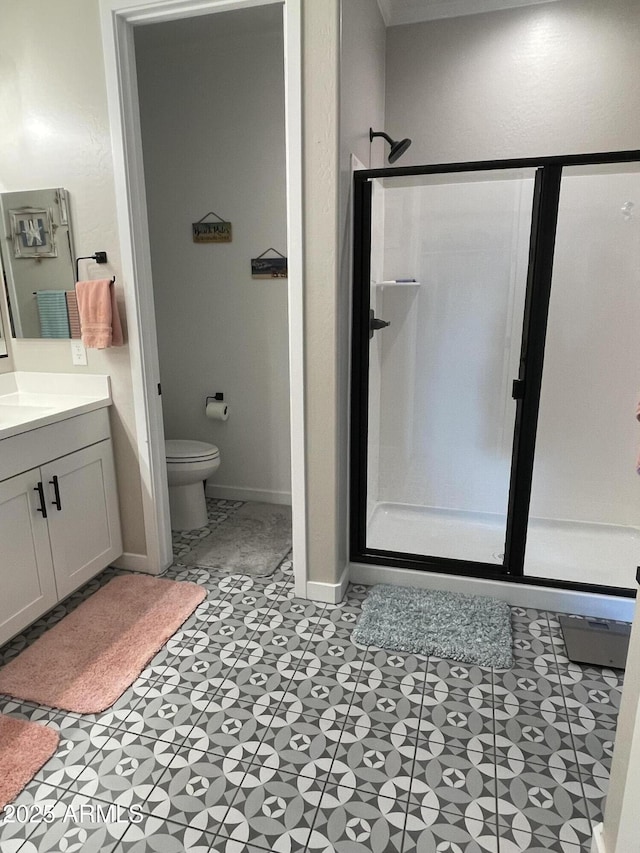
[206,400,229,421]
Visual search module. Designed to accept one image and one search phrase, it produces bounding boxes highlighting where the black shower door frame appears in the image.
[350,151,640,597]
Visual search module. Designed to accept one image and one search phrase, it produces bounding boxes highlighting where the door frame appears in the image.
[350,150,640,597]
[100,0,307,593]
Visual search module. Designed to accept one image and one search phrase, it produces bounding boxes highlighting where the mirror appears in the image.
[0,239,11,356]
[0,281,7,358]
[0,187,76,339]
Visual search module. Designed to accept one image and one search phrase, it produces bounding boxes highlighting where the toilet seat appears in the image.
[165,439,220,464]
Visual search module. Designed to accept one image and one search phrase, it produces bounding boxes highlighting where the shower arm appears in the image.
[369,129,394,146]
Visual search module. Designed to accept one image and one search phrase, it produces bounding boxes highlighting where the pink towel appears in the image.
[65,291,81,339]
[75,279,123,349]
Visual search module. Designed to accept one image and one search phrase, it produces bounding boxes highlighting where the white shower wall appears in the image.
[529,171,640,528]
[372,175,534,517]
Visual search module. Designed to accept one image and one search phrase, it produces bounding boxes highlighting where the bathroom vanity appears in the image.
[0,373,122,646]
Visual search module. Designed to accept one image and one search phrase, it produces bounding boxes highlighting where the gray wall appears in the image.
[136,7,291,503]
[385,0,640,164]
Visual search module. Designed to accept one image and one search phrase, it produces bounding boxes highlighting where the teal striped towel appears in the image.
[36,291,71,338]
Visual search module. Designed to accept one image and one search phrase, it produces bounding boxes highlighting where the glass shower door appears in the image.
[362,168,537,568]
[524,163,640,592]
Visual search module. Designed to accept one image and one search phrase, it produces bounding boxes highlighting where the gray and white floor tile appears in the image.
[0,500,625,852]
[312,784,406,852]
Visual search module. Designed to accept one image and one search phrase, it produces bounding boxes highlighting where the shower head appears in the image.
[388,136,412,163]
[369,128,412,164]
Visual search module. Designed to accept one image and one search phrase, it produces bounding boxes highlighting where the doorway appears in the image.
[134,6,292,551]
[351,153,640,596]
[100,0,307,592]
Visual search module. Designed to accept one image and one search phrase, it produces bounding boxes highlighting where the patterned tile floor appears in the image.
[0,501,623,852]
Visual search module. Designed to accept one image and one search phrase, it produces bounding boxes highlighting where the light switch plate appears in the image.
[71,340,87,366]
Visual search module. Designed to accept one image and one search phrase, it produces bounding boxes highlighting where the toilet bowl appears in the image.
[165,439,221,530]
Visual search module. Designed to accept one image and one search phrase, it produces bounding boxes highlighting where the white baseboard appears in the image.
[349,563,635,621]
[306,565,350,604]
[205,484,292,506]
[590,823,606,853]
[112,551,157,575]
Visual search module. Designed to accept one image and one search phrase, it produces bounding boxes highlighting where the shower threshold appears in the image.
[366,502,639,590]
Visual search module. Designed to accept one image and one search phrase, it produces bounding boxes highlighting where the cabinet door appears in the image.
[43,440,123,599]
[0,469,58,646]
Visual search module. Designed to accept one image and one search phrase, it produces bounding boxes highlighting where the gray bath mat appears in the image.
[180,502,291,577]
[352,584,513,668]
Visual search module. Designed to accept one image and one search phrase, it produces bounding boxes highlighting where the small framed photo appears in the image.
[10,207,57,258]
[251,256,288,278]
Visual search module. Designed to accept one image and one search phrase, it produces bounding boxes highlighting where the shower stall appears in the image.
[351,153,640,596]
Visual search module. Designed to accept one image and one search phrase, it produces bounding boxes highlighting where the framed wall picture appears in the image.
[10,207,58,258]
[251,249,287,278]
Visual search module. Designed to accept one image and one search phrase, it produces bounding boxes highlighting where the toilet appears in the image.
[165,439,221,530]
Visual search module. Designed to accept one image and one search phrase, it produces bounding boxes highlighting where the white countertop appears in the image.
[0,372,112,439]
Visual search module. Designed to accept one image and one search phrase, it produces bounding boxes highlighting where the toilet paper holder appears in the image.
[206,393,224,404]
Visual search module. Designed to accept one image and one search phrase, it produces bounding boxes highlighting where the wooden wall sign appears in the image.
[192,211,232,243]
[251,248,287,278]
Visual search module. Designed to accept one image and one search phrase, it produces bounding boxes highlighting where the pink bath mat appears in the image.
[0,716,59,812]
[0,575,206,713]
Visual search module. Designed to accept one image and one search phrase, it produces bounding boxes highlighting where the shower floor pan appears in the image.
[366,502,639,590]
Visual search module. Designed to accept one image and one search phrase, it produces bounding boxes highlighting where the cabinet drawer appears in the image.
[0,408,111,482]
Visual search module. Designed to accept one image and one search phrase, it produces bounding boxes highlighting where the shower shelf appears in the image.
[372,280,421,287]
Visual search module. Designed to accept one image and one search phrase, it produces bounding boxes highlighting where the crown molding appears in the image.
[376,0,392,26]
[385,0,560,26]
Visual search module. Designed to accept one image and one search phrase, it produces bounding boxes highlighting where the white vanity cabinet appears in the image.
[40,439,121,599]
[0,469,58,646]
[0,406,122,646]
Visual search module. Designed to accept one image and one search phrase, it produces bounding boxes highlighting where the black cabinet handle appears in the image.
[49,475,62,511]
[34,482,47,518]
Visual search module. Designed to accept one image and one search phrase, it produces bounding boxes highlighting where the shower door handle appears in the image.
[512,379,525,400]
[369,310,390,339]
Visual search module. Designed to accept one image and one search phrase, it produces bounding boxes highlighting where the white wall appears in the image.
[135,8,291,504]
[0,0,146,559]
[385,0,640,165]
[340,0,387,173]
[372,174,533,517]
[303,0,341,582]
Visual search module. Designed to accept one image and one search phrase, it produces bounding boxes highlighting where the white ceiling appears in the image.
[376,0,562,26]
